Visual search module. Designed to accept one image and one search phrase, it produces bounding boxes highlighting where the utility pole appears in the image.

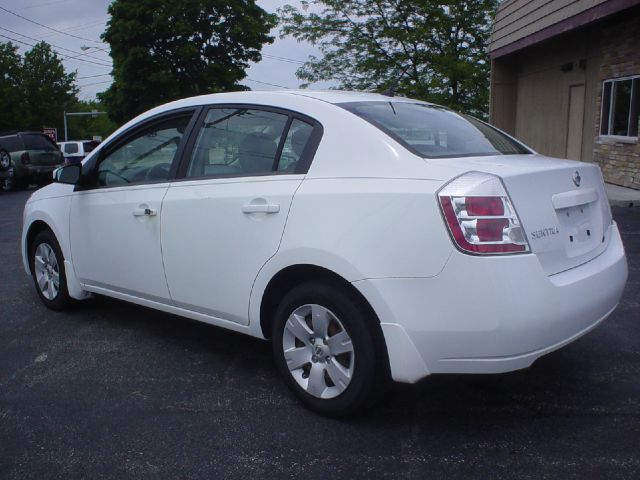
[63,110,107,141]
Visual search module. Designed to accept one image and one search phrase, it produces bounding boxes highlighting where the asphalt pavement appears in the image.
[1,188,639,479]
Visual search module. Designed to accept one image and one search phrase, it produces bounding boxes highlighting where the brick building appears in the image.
[489,0,640,189]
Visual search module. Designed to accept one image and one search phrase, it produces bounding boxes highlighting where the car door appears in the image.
[161,105,320,325]
[69,109,197,302]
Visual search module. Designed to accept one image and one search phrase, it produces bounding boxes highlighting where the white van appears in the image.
[57,140,100,164]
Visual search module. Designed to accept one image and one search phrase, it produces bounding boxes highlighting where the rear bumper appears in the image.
[12,164,59,181]
[354,222,628,383]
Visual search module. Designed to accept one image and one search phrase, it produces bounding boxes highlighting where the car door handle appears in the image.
[132,208,157,217]
[241,204,280,214]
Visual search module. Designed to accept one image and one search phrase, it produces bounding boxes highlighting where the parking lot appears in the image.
[1,188,638,479]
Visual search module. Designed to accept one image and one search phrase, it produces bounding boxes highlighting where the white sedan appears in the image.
[21,91,628,416]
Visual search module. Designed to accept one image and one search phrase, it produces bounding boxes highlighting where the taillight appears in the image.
[21,152,30,164]
[438,172,530,255]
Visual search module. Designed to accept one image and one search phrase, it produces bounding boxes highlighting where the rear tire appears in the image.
[272,281,386,416]
[29,230,72,310]
[0,150,10,171]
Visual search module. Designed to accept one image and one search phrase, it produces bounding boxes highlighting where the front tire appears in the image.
[30,230,72,310]
[272,282,385,416]
[1,176,16,192]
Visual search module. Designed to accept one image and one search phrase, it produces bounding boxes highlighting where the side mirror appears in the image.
[53,164,81,185]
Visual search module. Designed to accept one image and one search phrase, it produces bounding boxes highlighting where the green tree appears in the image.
[101,0,277,123]
[280,0,497,117]
[0,42,23,132]
[21,41,78,133]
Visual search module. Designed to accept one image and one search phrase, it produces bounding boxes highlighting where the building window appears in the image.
[600,76,639,137]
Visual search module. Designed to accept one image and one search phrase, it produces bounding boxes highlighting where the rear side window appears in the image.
[0,136,22,152]
[83,141,99,153]
[278,119,314,172]
[341,102,530,158]
[21,134,57,151]
[64,143,79,154]
[186,108,289,178]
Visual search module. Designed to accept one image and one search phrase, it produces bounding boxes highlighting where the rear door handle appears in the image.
[241,204,280,214]
[132,208,157,217]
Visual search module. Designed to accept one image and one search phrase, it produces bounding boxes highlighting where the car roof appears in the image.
[155,89,429,112]
[1,131,50,139]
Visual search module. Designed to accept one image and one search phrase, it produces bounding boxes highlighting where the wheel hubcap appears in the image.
[34,243,60,300]
[282,304,355,399]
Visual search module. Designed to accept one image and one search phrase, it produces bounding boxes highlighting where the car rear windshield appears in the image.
[340,101,531,158]
[21,133,57,151]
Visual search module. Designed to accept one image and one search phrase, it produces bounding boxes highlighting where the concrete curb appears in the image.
[606,183,640,209]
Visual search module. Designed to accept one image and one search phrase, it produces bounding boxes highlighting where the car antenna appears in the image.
[380,67,408,97]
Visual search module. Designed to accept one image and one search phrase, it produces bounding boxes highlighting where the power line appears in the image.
[0,5,103,44]
[19,0,74,11]
[262,54,305,65]
[37,17,108,39]
[77,79,112,88]
[0,26,111,66]
[245,78,291,89]
[0,33,111,70]
[77,73,112,80]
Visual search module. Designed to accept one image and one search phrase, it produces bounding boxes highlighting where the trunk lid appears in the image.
[431,154,612,275]
[29,149,63,166]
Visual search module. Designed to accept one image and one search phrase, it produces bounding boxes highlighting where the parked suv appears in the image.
[0,132,64,191]
[57,140,100,165]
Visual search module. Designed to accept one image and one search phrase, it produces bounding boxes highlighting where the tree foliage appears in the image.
[21,42,78,132]
[0,41,77,134]
[0,42,22,132]
[101,0,278,123]
[280,0,498,117]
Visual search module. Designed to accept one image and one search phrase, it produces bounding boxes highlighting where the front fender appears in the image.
[22,190,89,300]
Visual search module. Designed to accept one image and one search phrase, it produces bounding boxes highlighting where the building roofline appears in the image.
[491,0,640,59]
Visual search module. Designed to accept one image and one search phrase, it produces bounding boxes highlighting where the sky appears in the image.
[0,0,332,101]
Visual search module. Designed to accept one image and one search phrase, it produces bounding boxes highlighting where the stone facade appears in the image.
[592,11,640,189]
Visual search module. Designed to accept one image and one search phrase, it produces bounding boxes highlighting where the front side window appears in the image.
[600,77,639,137]
[341,102,530,158]
[186,108,289,178]
[97,114,191,187]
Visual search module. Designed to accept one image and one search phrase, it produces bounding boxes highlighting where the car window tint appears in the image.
[0,136,22,152]
[341,102,530,158]
[277,119,314,172]
[186,108,288,178]
[21,134,57,151]
[97,115,190,187]
[83,141,99,153]
[64,143,79,154]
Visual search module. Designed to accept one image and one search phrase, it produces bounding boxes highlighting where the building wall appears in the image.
[591,12,640,189]
[491,0,609,53]
[490,7,640,189]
